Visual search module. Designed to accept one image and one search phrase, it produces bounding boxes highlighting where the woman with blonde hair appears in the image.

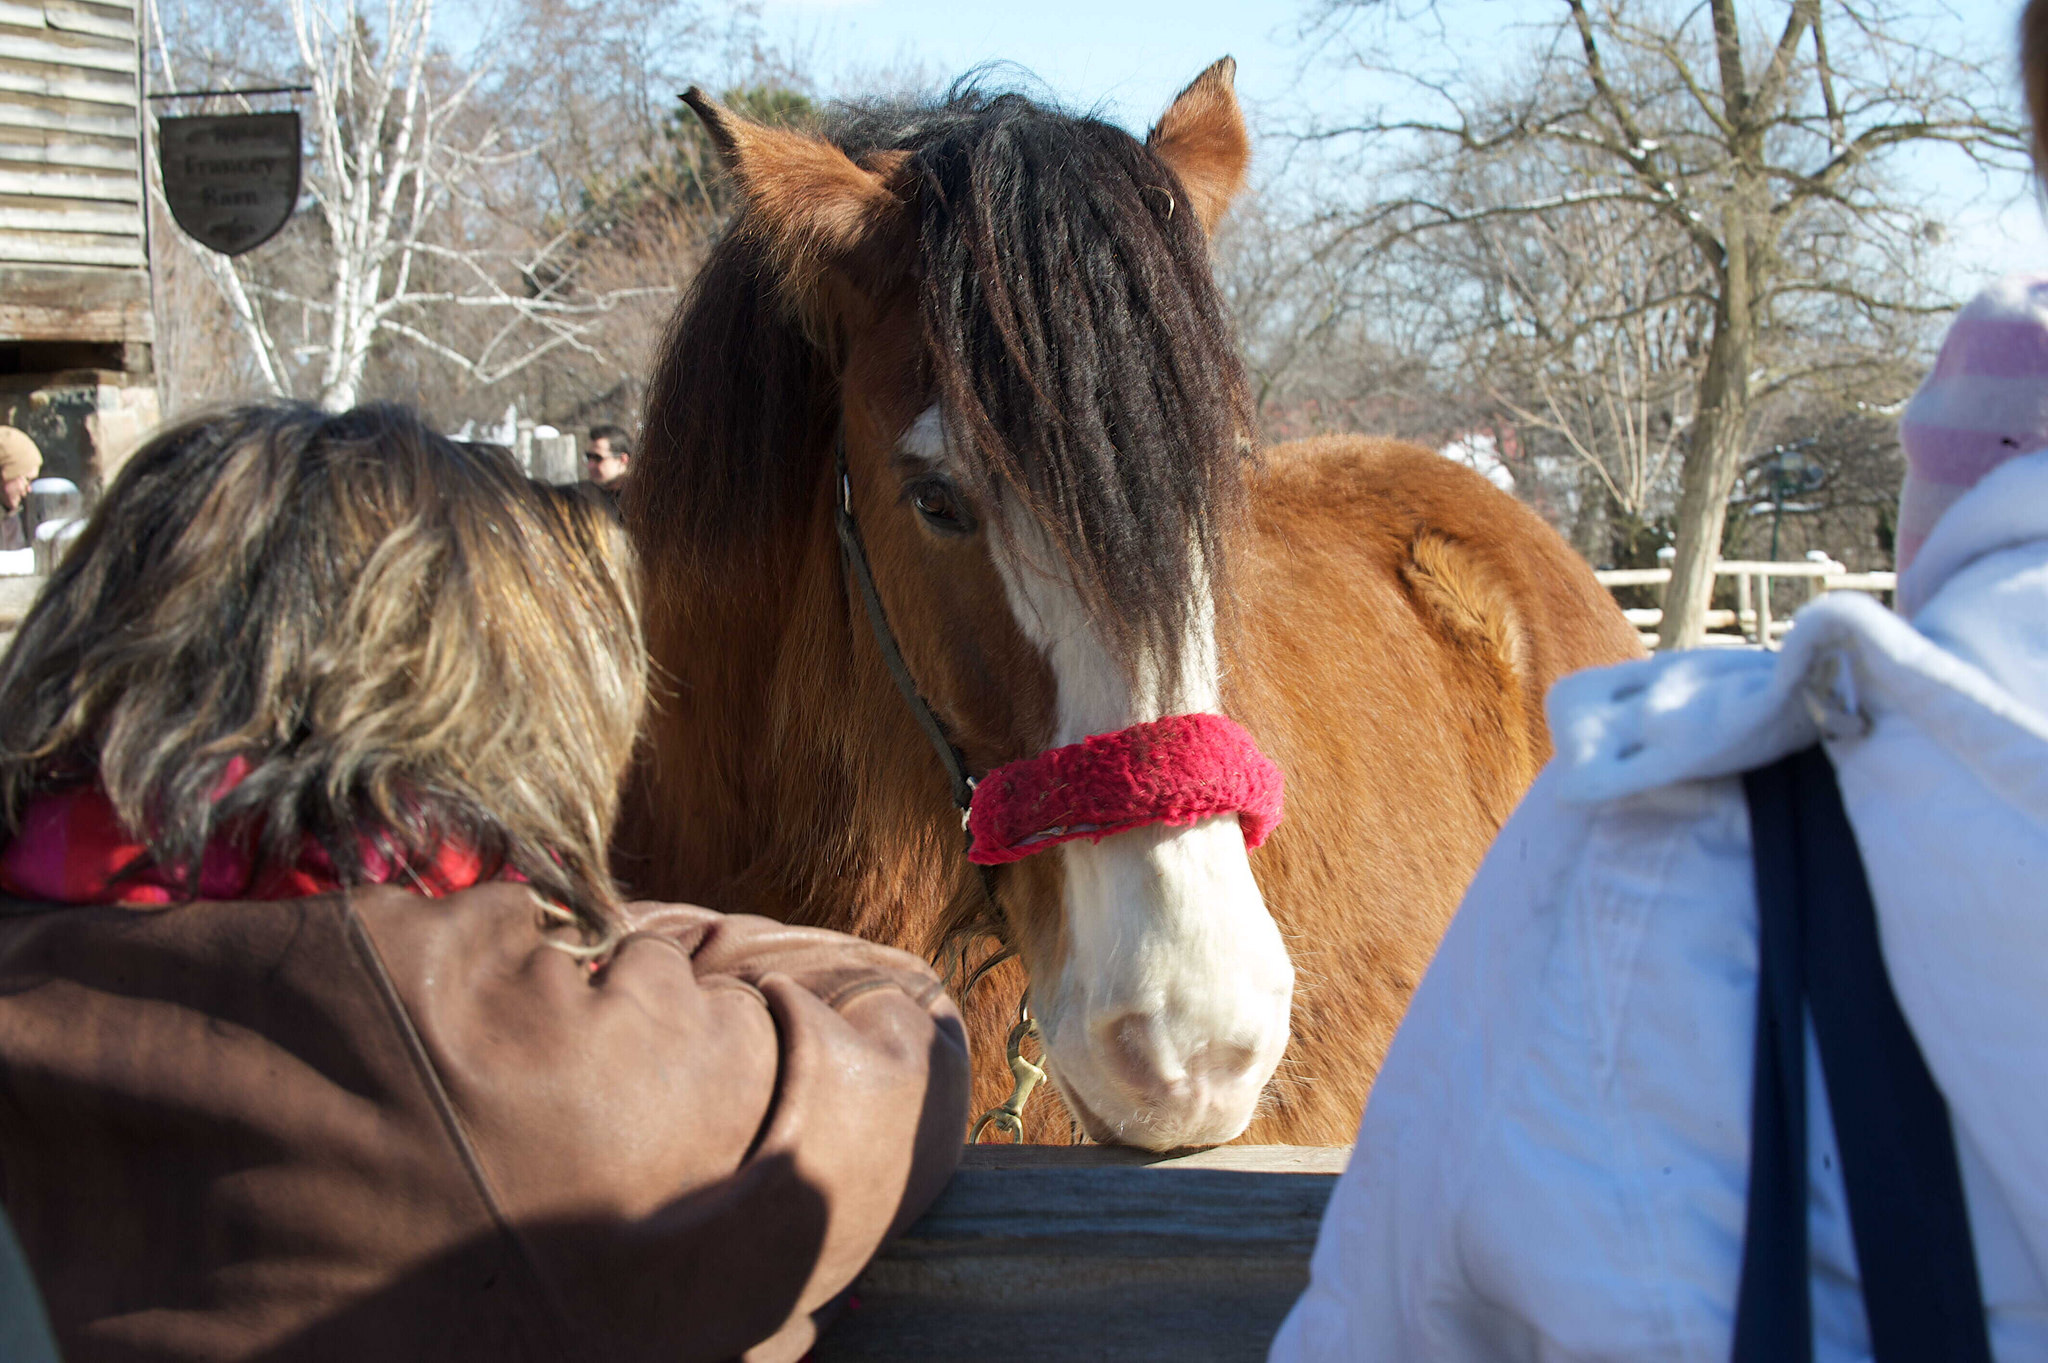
[0,403,968,1362]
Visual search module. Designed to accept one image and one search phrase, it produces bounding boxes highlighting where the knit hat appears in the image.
[1896,274,2048,583]
[0,426,39,484]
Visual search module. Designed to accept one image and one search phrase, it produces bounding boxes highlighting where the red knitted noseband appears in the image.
[965,713,1284,866]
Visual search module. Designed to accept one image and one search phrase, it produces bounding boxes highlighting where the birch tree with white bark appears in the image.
[147,0,671,412]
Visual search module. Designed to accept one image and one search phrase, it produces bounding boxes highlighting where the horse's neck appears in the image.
[623,511,965,955]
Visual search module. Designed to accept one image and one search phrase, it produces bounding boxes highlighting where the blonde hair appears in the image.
[0,403,646,938]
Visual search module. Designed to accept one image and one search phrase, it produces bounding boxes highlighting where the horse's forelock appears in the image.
[902,90,1253,680]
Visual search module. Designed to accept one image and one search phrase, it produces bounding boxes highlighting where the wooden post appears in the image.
[530,433,579,485]
[817,1145,1344,1362]
[1756,574,1773,649]
[1736,573,1752,642]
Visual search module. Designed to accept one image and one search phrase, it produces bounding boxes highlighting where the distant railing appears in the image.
[1595,558,1898,649]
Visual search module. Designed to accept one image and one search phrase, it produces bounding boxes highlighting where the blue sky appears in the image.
[754,0,2047,291]
[757,0,1322,127]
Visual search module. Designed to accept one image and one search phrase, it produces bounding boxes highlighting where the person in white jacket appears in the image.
[1270,265,2048,1361]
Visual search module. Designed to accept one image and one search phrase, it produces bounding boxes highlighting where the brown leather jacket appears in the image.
[0,883,971,1362]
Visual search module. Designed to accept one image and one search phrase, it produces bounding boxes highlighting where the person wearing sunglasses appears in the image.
[584,423,632,492]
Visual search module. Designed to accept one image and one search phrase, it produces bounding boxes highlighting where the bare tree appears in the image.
[1474,182,1698,535]
[1213,185,1470,448]
[1305,0,2026,645]
[146,0,677,412]
[1388,136,1710,563]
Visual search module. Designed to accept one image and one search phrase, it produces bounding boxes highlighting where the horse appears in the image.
[616,61,1644,1150]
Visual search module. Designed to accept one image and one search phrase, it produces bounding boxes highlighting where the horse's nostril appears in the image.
[1100,1012,1184,1096]
[1095,1013,1264,1103]
[1188,1040,1261,1084]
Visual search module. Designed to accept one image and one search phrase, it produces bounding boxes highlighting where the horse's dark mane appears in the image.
[632,80,1254,675]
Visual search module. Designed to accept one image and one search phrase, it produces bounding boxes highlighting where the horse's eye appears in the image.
[910,478,976,535]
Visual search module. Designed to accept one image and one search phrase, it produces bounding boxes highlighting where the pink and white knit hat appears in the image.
[1896,274,2048,587]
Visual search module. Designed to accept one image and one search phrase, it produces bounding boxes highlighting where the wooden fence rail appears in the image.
[818,1145,1345,1362]
[1595,559,1898,649]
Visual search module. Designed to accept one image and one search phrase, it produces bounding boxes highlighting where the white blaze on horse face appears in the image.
[904,406,1294,1149]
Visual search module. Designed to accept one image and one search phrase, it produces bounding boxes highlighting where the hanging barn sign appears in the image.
[158,113,301,256]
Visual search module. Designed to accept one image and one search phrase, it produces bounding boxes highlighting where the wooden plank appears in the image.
[0,202,134,233]
[0,0,122,27]
[0,63,135,106]
[1595,566,1671,587]
[0,244,145,269]
[1714,559,1844,577]
[0,135,134,170]
[0,164,136,200]
[42,3,132,40]
[1823,572,1897,594]
[0,298,150,341]
[0,97,130,138]
[1622,607,1737,629]
[0,260,149,341]
[0,186,141,216]
[0,31,133,74]
[0,233,144,266]
[958,1143,1350,1174]
[0,260,146,307]
[816,1145,1340,1361]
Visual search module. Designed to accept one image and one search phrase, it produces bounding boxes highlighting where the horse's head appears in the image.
[667,64,1290,1149]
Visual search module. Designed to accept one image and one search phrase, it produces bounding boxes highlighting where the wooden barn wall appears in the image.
[0,0,151,349]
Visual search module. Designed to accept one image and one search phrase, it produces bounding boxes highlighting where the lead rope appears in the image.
[832,429,1042,1141]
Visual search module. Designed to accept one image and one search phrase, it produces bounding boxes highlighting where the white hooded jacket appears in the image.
[1271,449,2048,1362]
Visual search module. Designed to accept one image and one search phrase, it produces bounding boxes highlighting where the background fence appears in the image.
[1596,556,1898,649]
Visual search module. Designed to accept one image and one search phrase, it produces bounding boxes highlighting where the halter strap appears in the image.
[834,427,1007,978]
[833,429,978,817]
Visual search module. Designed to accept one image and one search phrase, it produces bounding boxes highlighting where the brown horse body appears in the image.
[1223,436,1640,1140]
[619,68,1640,1146]
[623,429,1637,1144]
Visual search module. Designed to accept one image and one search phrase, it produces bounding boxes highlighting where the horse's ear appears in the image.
[681,87,912,320]
[1145,57,1250,235]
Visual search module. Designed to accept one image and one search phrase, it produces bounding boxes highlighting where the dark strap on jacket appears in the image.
[1735,745,1991,1363]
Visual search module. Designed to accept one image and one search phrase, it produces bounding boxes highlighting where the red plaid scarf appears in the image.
[0,774,486,906]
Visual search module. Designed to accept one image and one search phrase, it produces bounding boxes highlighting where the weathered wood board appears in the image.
[0,263,147,342]
[816,1145,1345,1362]
[0,0,151,347]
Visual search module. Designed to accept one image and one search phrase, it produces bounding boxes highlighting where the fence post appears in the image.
[530,434,579,485]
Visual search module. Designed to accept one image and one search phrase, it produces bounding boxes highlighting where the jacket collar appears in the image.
[1549,449,2048,807]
